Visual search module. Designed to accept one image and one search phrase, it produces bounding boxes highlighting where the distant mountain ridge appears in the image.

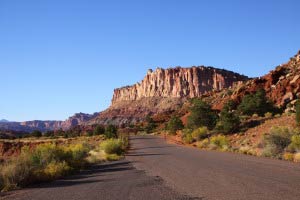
[0,119,9,123]
[0,112,99,132]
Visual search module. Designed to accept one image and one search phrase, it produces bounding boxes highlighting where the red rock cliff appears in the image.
[112,66,249,104]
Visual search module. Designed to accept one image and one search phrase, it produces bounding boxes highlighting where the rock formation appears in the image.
[112,66,249,104]
[208,51,300,111]
[89,66,249,125]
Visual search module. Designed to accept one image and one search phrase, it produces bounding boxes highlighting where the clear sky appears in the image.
[0,0,299,121]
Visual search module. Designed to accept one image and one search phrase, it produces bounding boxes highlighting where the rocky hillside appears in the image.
[90,66,249,125]
[208,51,300,111]
[0,112,98,132]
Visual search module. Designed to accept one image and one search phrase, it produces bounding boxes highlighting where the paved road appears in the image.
[126,136,300,200]
[1,160,193,200]
[3,135,300,200]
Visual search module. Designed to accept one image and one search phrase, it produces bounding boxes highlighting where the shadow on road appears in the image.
[131,146,176,151]
[126,153,168,157]
[26,161,134,189]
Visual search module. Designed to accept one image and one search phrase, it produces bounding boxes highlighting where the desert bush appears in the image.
[294,153,300,162]
[288,134,300,152]
[196,138,209,149]
[187,99,218,130]
[192,127,209,141]
[265,127,293,150]
[274,114,281,118]
[238,89,277,116]
[296,100,300,126]
[167,116,184,135]
[105,154,122,161]
[209,135,229,150]
[262,126,296,157]
[144,115,157,134]
[94,125,105,135]
[283,152,294,161]
[0,141,93,192]
[100,139,123,155]
[264,112,273,118]
[65,143,91,168]
[262,144,278,158]
[182,133,194,144]
[217,100,240,134]
[105,124,118,138]
[43,161,70,179]
[30,143,65,167]
[31,130,42,138]
[0,151,33,191]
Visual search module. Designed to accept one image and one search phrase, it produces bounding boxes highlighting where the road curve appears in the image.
[126,135,300,200]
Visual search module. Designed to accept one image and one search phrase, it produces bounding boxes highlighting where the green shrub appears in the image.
[31,130,42,137]
[94,125,105,135]
[196,138,209,149]
[288,134,300,152]
[192,127,209,141]
[217,100,240,134]
[105,125,118,138]
[144,115,156,134]
[65,143,90,168]
[210,135,229,150]
[106,154,121,161]
[182,133,194,144]
[262,144,278,158]
[264,112,273,118]
[167,116,184,135]
[263,126,295,157]
[100,139,123,155]
[43,161,70,179]
[0,151,33,191]
[296,100,300,126]
[294,152,300,162]
[30,143,65,167]
[238,89,277,116]
[187,99,217,130]
[283,152,294,161]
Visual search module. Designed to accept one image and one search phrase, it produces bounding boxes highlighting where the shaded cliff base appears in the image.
[88,97,185,126]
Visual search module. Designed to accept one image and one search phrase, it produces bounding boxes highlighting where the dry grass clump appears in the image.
[294,153,300,162]
[209,135,229,151]
[0,141,91,191]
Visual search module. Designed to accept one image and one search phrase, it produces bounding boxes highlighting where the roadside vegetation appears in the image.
[160,89,300,163]
[0,125,129,192]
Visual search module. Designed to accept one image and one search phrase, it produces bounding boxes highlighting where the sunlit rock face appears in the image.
[112,66,249,104]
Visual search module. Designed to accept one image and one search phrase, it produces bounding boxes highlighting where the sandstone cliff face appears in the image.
[112,67,249,104]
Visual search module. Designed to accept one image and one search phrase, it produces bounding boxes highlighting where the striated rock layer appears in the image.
[112,66,249,105]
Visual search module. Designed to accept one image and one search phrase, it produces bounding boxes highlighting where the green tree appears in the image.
[238,89,276,116]
[167,116,184,135]
[144,115,156,133]
[296,100,300,126]
[31,130,42,137]
[217,100,240,134]
[105,124,118,139]
[93,125,105,135]
[187,99,218,130]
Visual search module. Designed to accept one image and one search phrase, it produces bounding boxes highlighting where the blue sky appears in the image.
[0,0,299,121]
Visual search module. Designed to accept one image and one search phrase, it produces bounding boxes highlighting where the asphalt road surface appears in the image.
[3,135,300,200]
